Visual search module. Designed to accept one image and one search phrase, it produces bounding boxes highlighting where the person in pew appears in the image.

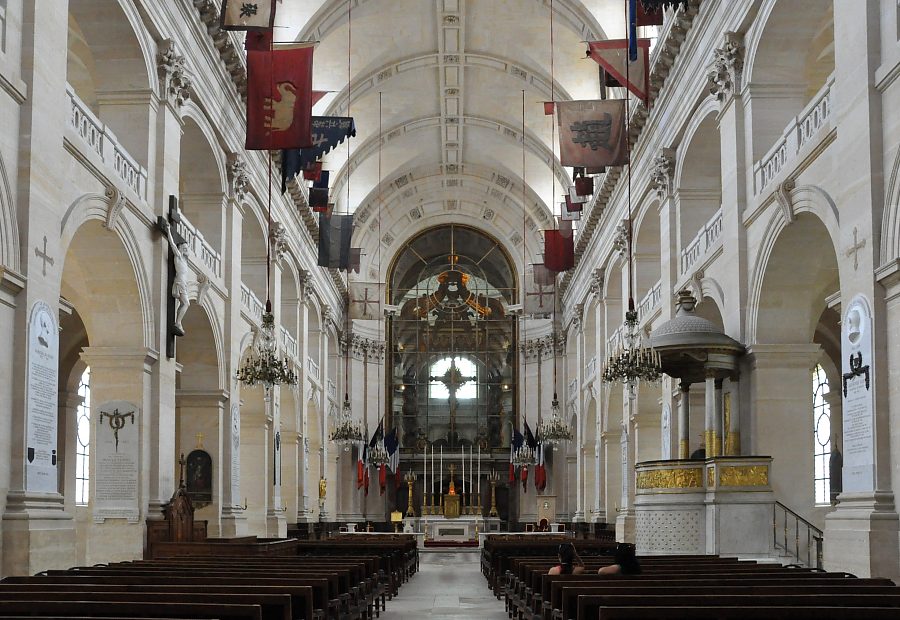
[548,543,585,575]
[598,543,642,575]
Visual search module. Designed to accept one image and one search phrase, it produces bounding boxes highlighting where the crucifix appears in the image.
[157,196,188,359]
[429,359,476,440]
[34,235,54,277]
[845,227,867,271]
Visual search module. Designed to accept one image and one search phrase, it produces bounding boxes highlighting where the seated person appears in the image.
[548,542,585,575]
[598,543,641,575]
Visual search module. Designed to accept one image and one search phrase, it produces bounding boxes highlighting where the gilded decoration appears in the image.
[707,467,715,488]
[636,467,703,490]
[719,465,769,487]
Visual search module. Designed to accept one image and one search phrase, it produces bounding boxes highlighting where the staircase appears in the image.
[772,501,823,569]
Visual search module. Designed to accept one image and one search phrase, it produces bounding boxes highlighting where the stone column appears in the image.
[714,379,725,457]
[704,373,717,457]
[2,0,76,577]
[79,346,157,565]
[297,293,311,522]
[264,386,286,537]
[725,378,741,456]
[573,319,585,522]
[678,381,691,459]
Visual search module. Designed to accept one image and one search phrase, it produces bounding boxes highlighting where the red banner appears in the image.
[587,39,651,105]
[557,100,628,168]
[246,44,315,150]
[544,229,575,273]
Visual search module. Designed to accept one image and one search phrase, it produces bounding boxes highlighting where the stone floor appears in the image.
[384,550,507,619]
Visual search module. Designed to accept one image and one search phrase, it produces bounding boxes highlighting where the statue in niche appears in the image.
[185,449,213,508]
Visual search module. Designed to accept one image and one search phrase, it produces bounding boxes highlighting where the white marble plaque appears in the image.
[230,404,240,504]
[25,301,59,493]
[841,295,874,493]
[94,400,140,522]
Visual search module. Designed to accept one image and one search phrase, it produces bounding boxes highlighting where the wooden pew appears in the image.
[0,600,263,619]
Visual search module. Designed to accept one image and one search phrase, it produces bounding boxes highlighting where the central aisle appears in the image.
[384,550,508,619]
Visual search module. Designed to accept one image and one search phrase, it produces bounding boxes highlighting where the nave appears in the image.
[384,552,507,620]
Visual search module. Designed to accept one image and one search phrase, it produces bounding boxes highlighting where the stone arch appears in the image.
[881,146,900,264]
[0,152,19,271]
[632,197,662,305]
[67,0,156,166]
[178,103,230,197]
[59,197,154,348]
[178,111,229,254]
[674,107,722,262]
[744,0,834,161]
[747,184,841,343]
[298,0,606,48]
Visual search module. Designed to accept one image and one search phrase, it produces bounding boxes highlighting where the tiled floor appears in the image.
[384,550,508,619]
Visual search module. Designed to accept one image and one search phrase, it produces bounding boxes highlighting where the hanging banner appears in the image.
[544,229,575,272]
[246,43,315,150]
[220,0,277,30]
[524,271,556,316]
[557,100,628,168]
[349,282,385,320]
[587,39,651,106]
[281,117,356,190]
[317,213,353,269]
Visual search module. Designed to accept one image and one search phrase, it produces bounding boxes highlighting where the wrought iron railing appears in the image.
[773,500,823,569]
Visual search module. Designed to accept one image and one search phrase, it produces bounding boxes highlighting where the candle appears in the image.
[431,444,434,501]
[469,446,473,501]
[424,444,427,500]
[462,447,466,495]
[478,445,481,495]
[440,446,443,494]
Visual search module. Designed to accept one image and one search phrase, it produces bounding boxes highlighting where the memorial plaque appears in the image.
[841,295,874,493]
[25,301,59,493]
[230,404,240,504]
[94,400,140,522]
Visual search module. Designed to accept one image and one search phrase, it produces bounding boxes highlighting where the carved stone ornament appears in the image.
[613,222,630,260]
[227,153,250,202]
[706,32,744,102]
[649,148,675,199]
[269,221,288,262]
[104,185,126,231]
[157,39,192,108]
[298,269,313,301]
[590,268,605,298]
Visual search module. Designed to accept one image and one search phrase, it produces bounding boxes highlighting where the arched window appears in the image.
[429,357,477,400]
[75,367,91,505]
[812,364,831,505]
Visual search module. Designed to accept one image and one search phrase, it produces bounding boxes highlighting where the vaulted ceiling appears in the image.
[277,0,629,273]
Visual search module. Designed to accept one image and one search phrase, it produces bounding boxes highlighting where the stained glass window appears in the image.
[813,364,831,505]
[75,367,91,505]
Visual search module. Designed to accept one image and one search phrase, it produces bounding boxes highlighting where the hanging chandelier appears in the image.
[538,395,573,444]
[368,442,389,467]
[511,444,535,467]
[601,307,662,398]
[236,302,298,387]
[330,395,364,449]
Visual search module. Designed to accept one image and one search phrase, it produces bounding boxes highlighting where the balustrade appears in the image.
[680,208,723,274]
[280,326,299,361]
[66,84,148,200]
[240,283,264,323]
[175,213,223,279]
[584,356,596,380]
[753,75,834,194]
[637,280,662,322]
[307,356,320,381]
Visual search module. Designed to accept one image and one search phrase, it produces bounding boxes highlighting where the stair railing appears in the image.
[773,501,823,569]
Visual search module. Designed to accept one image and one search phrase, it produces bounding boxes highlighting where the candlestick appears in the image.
[462,447,465,497]
[469,446,473,505]
[431,444,435,515]
[478,445,481,495]
[440,446,443,497]
[423,444,428,515]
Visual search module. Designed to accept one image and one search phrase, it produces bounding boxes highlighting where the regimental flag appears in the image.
[568,187,589,205]
[521,464,528,493]
[364,464,370,495]
[510,427,525,484]
[544,102,555,115]
[586,39,651,106]
[379,463,386,495]
[524,420,537,450]
[560,201,581,222]
[369,419,384,450]
[533,263,557,287]
[575,176,594,197]
[357,440,366,489]
[637,1,663,26]
[221,0,276,30]
[318,213,353,269]
[535,442,547,493]
[244,29,272,51]
[557,100,628,168]
[544,228,575,273]
[281,117,356,190]
[524,267,556,316]
[246,44,315,150]
[310,170,330,212]
[629,0,638,60]
[384,427,401,489]
[348,248,363,274]
[302,162,323,182]
[349,282,384,320]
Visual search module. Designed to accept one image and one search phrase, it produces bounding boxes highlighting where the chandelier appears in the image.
[236,304,298,387]
[538,395,573,444]
[368,442,389,467]
[330,395,364,449]
[511,445,535,467]
[602,308,662,398]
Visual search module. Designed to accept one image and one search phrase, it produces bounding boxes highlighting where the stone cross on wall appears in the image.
[34,236,54,277]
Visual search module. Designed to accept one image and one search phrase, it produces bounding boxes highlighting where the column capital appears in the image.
[157,39,192,109]
[79,346,159,371]
[746,343,821,369]
[649,147,676,200]
[706,31,745,103]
